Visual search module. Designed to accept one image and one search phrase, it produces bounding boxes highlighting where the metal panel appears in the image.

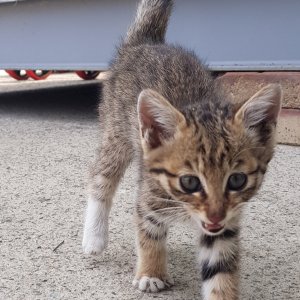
[0,0,24,3]
[0,0,299,71]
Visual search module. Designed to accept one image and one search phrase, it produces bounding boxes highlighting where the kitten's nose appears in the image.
[208,214,224,224]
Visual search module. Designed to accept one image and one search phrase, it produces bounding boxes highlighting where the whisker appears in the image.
[151,196,183,203]
[157,210,189,221]
[138,192,186,207]
[232,202,247,212]
[150,207,186,214]
[175,213,191,223]
[144,206,186,216]
[141,207,184,219]
[156,212,188,225]
[149,195,186,205]
[163,212,189,223]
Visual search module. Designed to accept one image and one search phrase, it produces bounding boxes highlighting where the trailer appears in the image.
[0,0,299,72]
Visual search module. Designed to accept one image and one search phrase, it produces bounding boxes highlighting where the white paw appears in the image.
[132,275,174,293]
[82,232,107,255]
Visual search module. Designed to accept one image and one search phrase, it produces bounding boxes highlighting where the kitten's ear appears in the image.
[137,89,185,150]
[234,84,282,127]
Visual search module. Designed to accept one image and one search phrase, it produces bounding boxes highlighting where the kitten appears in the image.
[82,0,282,299]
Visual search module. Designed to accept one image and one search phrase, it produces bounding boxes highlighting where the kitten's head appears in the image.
[137,85,282,236]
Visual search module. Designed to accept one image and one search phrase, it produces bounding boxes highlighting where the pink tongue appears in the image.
[205,223,223,231]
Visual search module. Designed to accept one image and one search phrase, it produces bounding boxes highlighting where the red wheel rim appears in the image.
[5,70,29,80]
[76,71,100,80]
[26,70,52,80]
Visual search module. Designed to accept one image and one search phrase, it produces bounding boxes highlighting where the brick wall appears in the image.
[218,72,300,146]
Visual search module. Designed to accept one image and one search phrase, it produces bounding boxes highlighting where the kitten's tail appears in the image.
[125,0,173,46]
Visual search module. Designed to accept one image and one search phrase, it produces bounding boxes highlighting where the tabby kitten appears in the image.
[82,0,282,299]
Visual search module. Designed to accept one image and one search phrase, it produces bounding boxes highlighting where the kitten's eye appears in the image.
[227,173,247,191]
[180,175,202,193]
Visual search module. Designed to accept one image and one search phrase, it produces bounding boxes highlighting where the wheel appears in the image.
[26,70,52,80]
[76,71,100,80]
[5,70,29,80]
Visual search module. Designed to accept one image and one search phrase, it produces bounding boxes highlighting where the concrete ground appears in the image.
[0,75,299,300]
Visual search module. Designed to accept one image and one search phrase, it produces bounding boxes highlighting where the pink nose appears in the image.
[208,214,224,224]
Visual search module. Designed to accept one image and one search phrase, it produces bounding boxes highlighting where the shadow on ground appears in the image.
[0,81,101,121]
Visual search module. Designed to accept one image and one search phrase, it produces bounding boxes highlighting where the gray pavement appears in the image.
[0,78,299,300]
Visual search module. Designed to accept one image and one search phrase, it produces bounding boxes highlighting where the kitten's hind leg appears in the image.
[82,137,133,255]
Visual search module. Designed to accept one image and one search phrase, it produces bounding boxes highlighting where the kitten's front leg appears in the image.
[82,177,114,255]
[82,136,133,255]
[133,204,174,293]
[199,229,240,300]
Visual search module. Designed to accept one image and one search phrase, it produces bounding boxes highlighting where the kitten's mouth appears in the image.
[201,222,225,234]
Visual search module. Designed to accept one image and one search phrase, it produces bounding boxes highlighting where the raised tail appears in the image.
[125,0,173,46]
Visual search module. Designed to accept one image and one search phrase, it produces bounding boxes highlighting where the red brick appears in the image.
[278,108,300,146]
[217,72,300,109]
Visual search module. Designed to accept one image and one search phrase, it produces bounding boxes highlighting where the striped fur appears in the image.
[126,0,173,46]
[82,0,282,298]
